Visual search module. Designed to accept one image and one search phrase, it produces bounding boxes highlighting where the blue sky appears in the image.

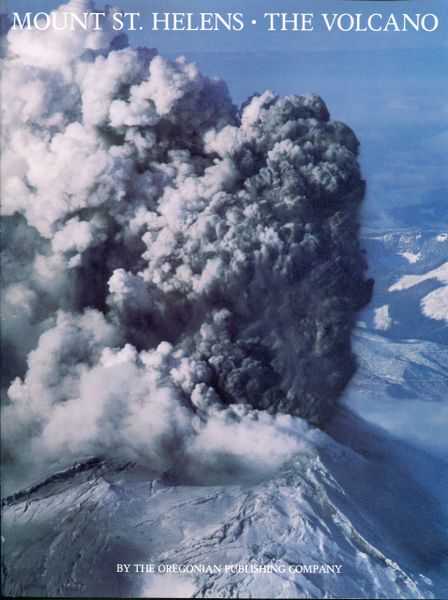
[8,0,448,228]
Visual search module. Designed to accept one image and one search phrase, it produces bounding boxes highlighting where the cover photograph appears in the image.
[1,0,447,597]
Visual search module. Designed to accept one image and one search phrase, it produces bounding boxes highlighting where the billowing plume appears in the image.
[1,0,372,491]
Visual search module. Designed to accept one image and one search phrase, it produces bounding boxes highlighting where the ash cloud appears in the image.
[1,0,372,492]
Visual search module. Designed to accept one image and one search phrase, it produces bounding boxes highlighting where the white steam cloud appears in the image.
[1,0,372,491]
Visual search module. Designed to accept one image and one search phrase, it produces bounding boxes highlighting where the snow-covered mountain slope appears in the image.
[0,441,443,599]
[361,229,448,341]
[346,329,448,457]
[389,262,448,292]
[2,329,447,599]
[388,262,448,322]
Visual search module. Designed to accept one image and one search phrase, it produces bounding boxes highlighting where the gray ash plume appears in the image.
[1,0,372,492]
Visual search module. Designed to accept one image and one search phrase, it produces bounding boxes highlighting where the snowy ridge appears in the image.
[389,262,448,292]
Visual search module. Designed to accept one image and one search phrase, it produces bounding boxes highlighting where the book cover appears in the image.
[1,0,447,598]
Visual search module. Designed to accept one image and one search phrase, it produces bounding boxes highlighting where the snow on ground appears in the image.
[373,304,393,331]
[399,251,420,264]
[344,329,448,458]
[387,261,448,323]
[389,262,448,292]
[421,286,448,322]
